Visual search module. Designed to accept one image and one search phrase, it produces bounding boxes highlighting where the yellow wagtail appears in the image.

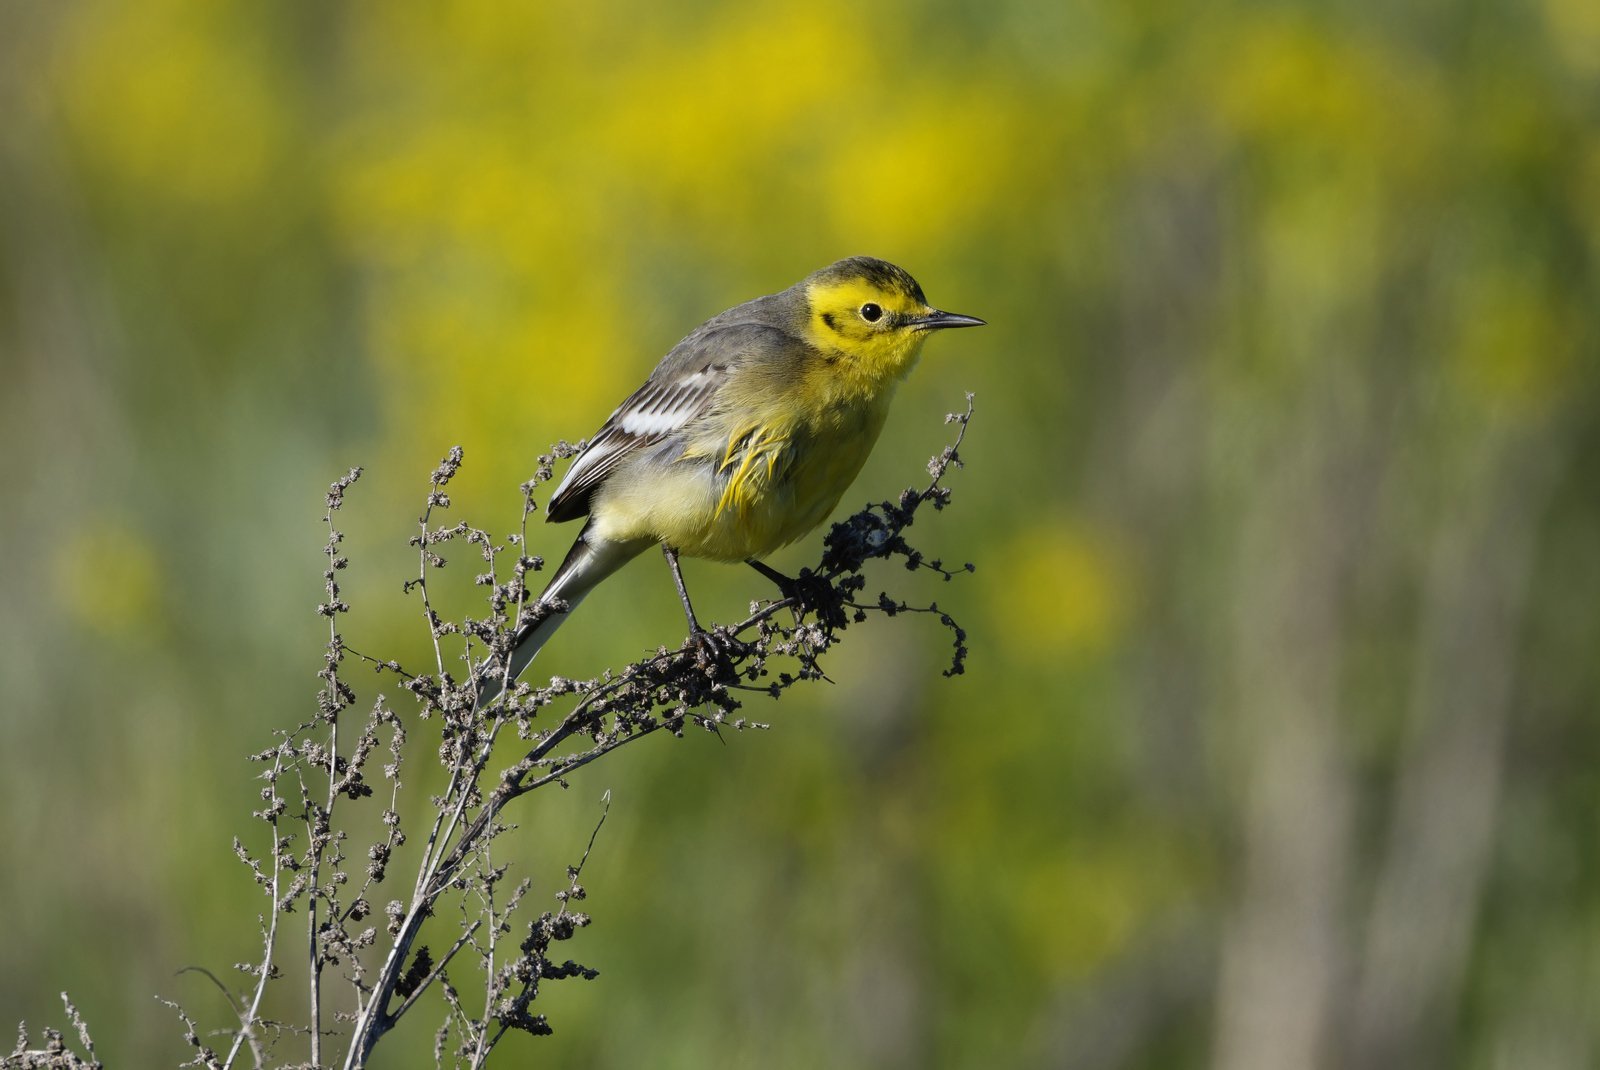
[483,256,983,697]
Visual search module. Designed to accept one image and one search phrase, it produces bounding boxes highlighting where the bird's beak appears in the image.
[912,309,987,331]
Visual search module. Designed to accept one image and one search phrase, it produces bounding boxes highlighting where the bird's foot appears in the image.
[767,567,847,630]
[686,625,750,674]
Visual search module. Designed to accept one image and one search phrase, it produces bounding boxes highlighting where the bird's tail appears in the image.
[475,526,650,705]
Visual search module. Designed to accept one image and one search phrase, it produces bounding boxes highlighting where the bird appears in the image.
[477,255,983,701]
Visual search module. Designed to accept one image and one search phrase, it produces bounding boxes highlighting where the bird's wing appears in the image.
[545,355,731,523]
[546,317,802,523]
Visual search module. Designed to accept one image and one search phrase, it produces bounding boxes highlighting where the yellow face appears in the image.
[798,256,985,390]
[802,266,935,379]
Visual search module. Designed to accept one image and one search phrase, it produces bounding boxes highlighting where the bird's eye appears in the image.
[859,303,883,323]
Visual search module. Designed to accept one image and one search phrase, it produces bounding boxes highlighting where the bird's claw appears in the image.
[686,626,749,673]
[776,569,847,629]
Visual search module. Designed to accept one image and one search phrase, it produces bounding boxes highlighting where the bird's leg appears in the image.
[663,544,744,668]
[745,558,846,629]
[746,558,796,597]
[662,543,704,635]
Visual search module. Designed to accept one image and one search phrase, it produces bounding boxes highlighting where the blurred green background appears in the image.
[3,0,1598,1066]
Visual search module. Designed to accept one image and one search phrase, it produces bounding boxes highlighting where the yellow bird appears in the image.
[482,256,983,698]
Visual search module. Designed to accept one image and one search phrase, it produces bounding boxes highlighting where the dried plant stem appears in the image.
[118,399,977,1070]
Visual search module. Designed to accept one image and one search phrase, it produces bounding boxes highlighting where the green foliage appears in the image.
[2,0,1597,1065]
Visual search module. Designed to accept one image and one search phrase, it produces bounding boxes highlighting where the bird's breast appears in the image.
[588,383,894,561]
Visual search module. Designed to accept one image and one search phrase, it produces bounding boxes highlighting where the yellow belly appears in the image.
[588,396,890,561]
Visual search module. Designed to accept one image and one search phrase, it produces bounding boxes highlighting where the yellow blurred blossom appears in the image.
[51,0,288,206]
[52,519,163,641]
[989,518,1128,662]
[1541,0,1600,78]
[1452,267,1578,415]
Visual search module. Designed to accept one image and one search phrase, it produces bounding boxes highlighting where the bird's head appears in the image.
[801,256,984,381]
